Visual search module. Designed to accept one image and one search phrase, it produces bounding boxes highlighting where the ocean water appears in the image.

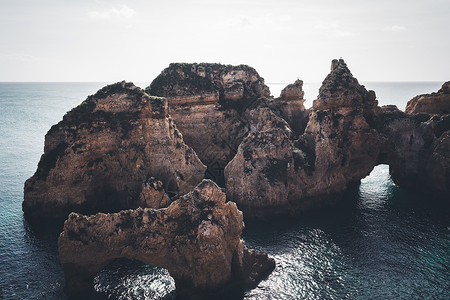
[0,82,449,299]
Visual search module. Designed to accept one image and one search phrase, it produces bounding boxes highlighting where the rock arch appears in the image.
[58,180,275,298]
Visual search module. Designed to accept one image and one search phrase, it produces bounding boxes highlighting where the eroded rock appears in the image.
[272,79,308,133]
[138,177,170,209]
[146,63,273,185]
[405,81,450,114]
[23,81,206,220]
[374,106,450,198]
[225,59,380,218]
[58,180,275,298]
[225,59,449,218]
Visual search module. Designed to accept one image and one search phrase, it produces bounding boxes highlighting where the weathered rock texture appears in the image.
[272,79,308,133]
[225,59,450,218]
[23,81,206,219]
[58,180,275,298]
[146,63,274,185]
[138,177,170,209]
[405,81,450,114]
[225,59,379,218]
[373,107,450,197]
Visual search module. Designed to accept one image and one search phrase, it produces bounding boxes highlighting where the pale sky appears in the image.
[1,0,449,83]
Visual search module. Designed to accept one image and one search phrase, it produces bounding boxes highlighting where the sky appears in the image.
[1,0,449,84]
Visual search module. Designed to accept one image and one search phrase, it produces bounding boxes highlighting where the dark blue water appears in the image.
[0,82,449,299]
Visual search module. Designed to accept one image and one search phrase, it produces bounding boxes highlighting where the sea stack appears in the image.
[23,81,206,220]
[225,59,380,218]
[58,180,275,298]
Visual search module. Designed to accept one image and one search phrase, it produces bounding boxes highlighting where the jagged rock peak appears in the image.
[58,179,275,298]
[146,63,270,105]
[279,79,305,100]
[314,59,377,110]
[405,81,450,114]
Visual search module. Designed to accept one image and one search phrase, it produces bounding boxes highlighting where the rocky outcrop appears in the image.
[405,81,450,114]
[314,59,378,111]
[225,59,449,218]
[147,63,270,106]
[58,180,275,298]
[23,81,206,220]
[138,177,170,209]
[272,79,308,133]
[146,63,272,185]
[225,59,381,218]
[374,106,450,198]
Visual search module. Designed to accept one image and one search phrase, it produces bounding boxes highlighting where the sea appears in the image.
[0,82,449,299]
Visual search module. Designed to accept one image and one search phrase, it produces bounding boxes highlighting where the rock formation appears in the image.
[225,59,449,218]
[23,59,449,298]
[272,79,308,133]
[23,81,206,220]
[58,180,275,298]
[405,81,450,114]
[374,106,450,197]
[138,177,170,209]
[145,63,274,185]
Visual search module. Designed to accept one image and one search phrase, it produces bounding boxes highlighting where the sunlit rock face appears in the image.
[405,81,450,114]
[23,81,206,220]
[58,180,275,298]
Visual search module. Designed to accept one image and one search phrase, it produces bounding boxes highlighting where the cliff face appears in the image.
[23,81,206,220]
[405,81,450,114]
[58,180,275,298]
[146,63,272,185]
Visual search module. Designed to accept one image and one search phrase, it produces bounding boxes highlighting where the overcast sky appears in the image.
[1,0,449,83]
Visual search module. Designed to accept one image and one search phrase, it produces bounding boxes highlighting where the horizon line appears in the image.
[0,80,446,84]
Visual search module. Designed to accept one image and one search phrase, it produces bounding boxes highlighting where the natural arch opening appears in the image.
[359,164,396,199]
[93,258,175,299]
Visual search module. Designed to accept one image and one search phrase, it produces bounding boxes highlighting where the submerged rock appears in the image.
[405,81,450,114]
[23,81,206,220]
[58,180,275,298]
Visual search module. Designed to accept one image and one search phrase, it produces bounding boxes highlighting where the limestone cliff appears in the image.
[58,180,275,298]
[405,81,450,114]
[23,81,206,220]
[146,63,275,185]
